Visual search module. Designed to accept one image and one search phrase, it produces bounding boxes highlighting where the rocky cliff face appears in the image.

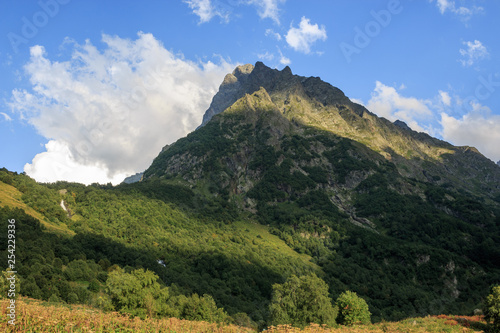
[122,172,143,184]
[199,61,356,127]
[192,62,500,198]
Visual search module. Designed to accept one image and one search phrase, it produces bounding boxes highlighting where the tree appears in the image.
[335,290,371,325]
[105,267,169,318]
[181,293,229,323]
[484,285,500,332]
[269,274,336,328]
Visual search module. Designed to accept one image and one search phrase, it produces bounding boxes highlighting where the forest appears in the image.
[1,161,500,330]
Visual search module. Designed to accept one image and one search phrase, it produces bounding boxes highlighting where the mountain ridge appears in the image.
[154,62,500,200]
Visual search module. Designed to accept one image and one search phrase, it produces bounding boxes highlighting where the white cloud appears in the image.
[439,90,451,106]
[183,0,229,24]
[248,0,286,24]
[279,54,291,66]
[24,140,128,185]
[285,17,327,54]
[459,40,489,67]
[365,81,434,133]
[441,105,500,162]
[430,0,483,21]
[184,0,285,24]
[361,81,500,162]
[0,112,12,121]
[9,32,235,185]
[257,51,274,61]
[350,98,365,106]
[265,28,282,41]
[277,48,291,65]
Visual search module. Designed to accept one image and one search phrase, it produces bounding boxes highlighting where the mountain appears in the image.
[146,62,500,205]
[2,63,500,327]
[143,62,500,319]
[192,62,500,198]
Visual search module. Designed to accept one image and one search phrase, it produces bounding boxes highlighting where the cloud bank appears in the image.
[362,81,500,162]
[9,32,235,184]
[441,104,500,162]
[365,81,433,133]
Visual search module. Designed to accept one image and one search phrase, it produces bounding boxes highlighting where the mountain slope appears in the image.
[143,62,500,320]
[196,62,500,199]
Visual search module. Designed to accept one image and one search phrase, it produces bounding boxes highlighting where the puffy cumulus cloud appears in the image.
[285,17,327,54]
[9,32,235,185]
[183,0,229,24]
[441,105,500,162]
[248,0,286,24]
[24,140,128,185]
[365,81,434,133]
[429,0,483,21]
[459,40,489,67]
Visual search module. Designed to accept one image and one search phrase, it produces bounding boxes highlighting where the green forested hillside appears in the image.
[0,168,319,328]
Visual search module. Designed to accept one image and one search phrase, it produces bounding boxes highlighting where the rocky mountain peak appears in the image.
[393,120,411,131]
[199,62,316,127]
[183,62,500,197]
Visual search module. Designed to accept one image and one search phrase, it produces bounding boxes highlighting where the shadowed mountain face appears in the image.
[142,62,500,320]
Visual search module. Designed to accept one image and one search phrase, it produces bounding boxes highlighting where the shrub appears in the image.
[484,285,500,332]
[335,290,371,325]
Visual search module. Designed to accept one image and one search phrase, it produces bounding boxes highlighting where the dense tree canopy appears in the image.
[269,274,336,328]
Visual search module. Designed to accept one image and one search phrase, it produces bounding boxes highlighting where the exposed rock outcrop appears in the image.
[122,172,143,184]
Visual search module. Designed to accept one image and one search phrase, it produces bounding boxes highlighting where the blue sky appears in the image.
[1,0,499,184]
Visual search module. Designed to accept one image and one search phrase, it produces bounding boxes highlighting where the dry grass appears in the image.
[0,297,253,332]
[264,315,487,333]
[1,297,488,332]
